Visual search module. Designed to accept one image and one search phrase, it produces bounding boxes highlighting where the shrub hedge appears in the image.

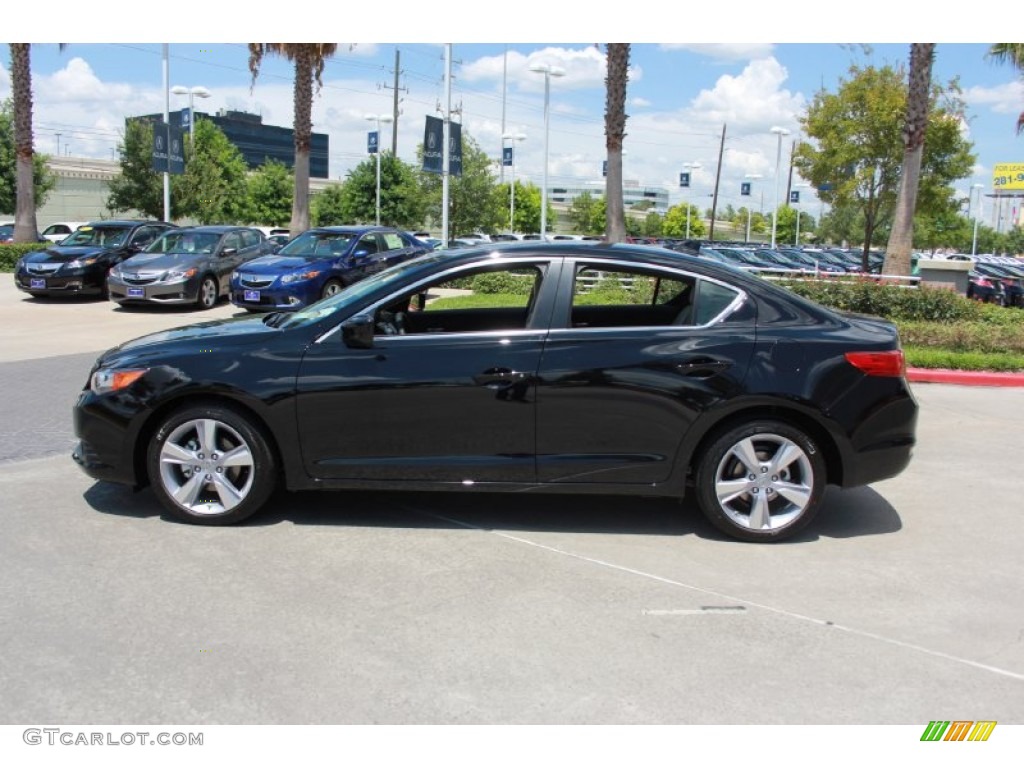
[0,243,49,271]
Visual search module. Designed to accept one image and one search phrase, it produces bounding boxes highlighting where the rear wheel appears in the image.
[146,404,277,525]
[694,420,825,542]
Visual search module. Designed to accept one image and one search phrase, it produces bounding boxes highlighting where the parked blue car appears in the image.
[229,226,430,311]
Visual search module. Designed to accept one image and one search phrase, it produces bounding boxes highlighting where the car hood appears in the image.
[119,252,204,272]
[238,255,331,274]
[24,245,108,263]
[99,315,281,366]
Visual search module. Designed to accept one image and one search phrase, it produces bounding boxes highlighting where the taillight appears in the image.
[844,350,906,377]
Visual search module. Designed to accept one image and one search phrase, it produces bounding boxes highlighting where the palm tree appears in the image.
[604,44,630,243]
[987,43,1024,134]
[883,43,935,277]
[248,44,338,236]
[10,44,37,243]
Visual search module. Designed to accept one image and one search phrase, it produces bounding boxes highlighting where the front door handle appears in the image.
[473,367,528,388]
[674,358,731,378]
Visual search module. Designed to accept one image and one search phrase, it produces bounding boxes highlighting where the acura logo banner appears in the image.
[421,116,462,176]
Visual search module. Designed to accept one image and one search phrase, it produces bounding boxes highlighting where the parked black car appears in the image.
[73,242,918,543]
[107,226,272,310]
[14,220,173,299]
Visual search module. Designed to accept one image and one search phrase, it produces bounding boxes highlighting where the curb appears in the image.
[906,367,1024,387]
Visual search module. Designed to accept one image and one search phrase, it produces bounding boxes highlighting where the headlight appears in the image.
[66,257,99,269]
[165,267,197,281]
[90,368,148,395]
[281,270,321,284]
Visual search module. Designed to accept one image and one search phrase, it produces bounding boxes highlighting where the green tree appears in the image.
[0,98,55,218]
[794,62,975,270]
[107,119,173,220]
[418,132,504,237]
[338,153,425,228]
[311,182,347,226]
[569,190,601,234]
[246,159,293,226]
[603,43,630,242]
[662,202,705,238]
[248,44,338,236]
[174,119,249,224]
[885,44,936,276]
[496,180,544,233]
[987,44,1024,133]
[641,211,663,237]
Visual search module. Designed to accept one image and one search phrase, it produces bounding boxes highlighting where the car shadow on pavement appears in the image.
[82,482,903,541]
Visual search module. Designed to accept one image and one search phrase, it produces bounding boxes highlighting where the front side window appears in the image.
[373,264,546,336]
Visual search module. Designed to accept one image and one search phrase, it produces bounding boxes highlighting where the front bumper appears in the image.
[108,275,201,305]
[230,284,316,311]
[15,270,104,296]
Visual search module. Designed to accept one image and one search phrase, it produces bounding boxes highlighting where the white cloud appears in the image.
[460,46,642,93]
[631,97,651,108]
[965,81,1023,115]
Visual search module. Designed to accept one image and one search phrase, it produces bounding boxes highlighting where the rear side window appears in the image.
[381,232,404,250]
[694,280,741,325]
[570,265,695,328]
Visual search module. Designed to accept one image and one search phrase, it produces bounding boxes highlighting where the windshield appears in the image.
[278,231,356,258]
[278,252,453,330]
[62,225,131,248]
[148,231,220,254]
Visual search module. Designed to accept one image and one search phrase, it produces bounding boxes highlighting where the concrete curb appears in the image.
[907,367,1024,387]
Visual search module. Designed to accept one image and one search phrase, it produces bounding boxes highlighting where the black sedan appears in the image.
[72,242,918,543]
[14,220,173,298]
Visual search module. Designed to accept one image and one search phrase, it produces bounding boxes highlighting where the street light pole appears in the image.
[502,132,526,233]
[743,173,762,243]
[682,162,701,239]
[971,183,984,256]
[171,85,211,143]
[530,63,564,240]
[769,126,790,249]
[366,114,394,226]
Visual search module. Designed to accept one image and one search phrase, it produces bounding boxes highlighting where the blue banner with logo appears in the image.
[503,147,513,167]
[741,182,751,196]
[422,116,462,176]
[679,172,690,188]
[790,190,800,204]
[151,120,185,175]
[368,130,379,154]
[603,160,608,178]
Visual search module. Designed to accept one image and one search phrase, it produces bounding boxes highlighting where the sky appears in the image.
[3,4,1022,228]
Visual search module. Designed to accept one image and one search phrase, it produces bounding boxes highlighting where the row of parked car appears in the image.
[666,240,886,276]
[12,220,433,312]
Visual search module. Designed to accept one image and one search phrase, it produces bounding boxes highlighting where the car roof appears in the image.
[171,225,249,234]
[308,226,397,235]
[83,219,170,227]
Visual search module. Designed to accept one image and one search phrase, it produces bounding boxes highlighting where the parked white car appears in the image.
[40,221,88,243]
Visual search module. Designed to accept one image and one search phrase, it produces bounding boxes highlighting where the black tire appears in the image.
[146,403,277,525]
[196,275,218,309]
[694,420,825,543]
[321,279,343,300]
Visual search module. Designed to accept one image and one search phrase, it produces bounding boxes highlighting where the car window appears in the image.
[63,225,131,248]
[280,231,355,258]
[358,234,379,255]
[381,232,404,250]
[570,265,696,328]
[239,230,259,249]
[149,231,220,254]
[693,280,742,325]
[372,264,546,336]
[222,232,243,252]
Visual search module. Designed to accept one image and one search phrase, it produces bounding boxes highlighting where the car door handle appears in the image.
[473,367,528,388]
[674,358,731,378]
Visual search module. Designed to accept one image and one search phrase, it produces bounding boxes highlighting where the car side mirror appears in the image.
[220,247,238,257]
[353,249,369,258]
[341,314,375,349]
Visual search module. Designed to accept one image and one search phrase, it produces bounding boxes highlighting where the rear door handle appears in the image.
[474,367,528,388]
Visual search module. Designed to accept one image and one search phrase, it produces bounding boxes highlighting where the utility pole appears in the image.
[442,44,452,248]
[708,123,726,242]
[500,46,507,184]
[785,138,796,207]
[379,49,407,155]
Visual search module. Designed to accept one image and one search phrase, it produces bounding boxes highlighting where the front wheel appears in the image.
[196,275,218,309]
[146,404,277,525]
[694,420,825,542]
[321,279,343,300]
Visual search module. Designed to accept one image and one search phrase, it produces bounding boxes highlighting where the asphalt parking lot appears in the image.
[0,278,1022,724]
